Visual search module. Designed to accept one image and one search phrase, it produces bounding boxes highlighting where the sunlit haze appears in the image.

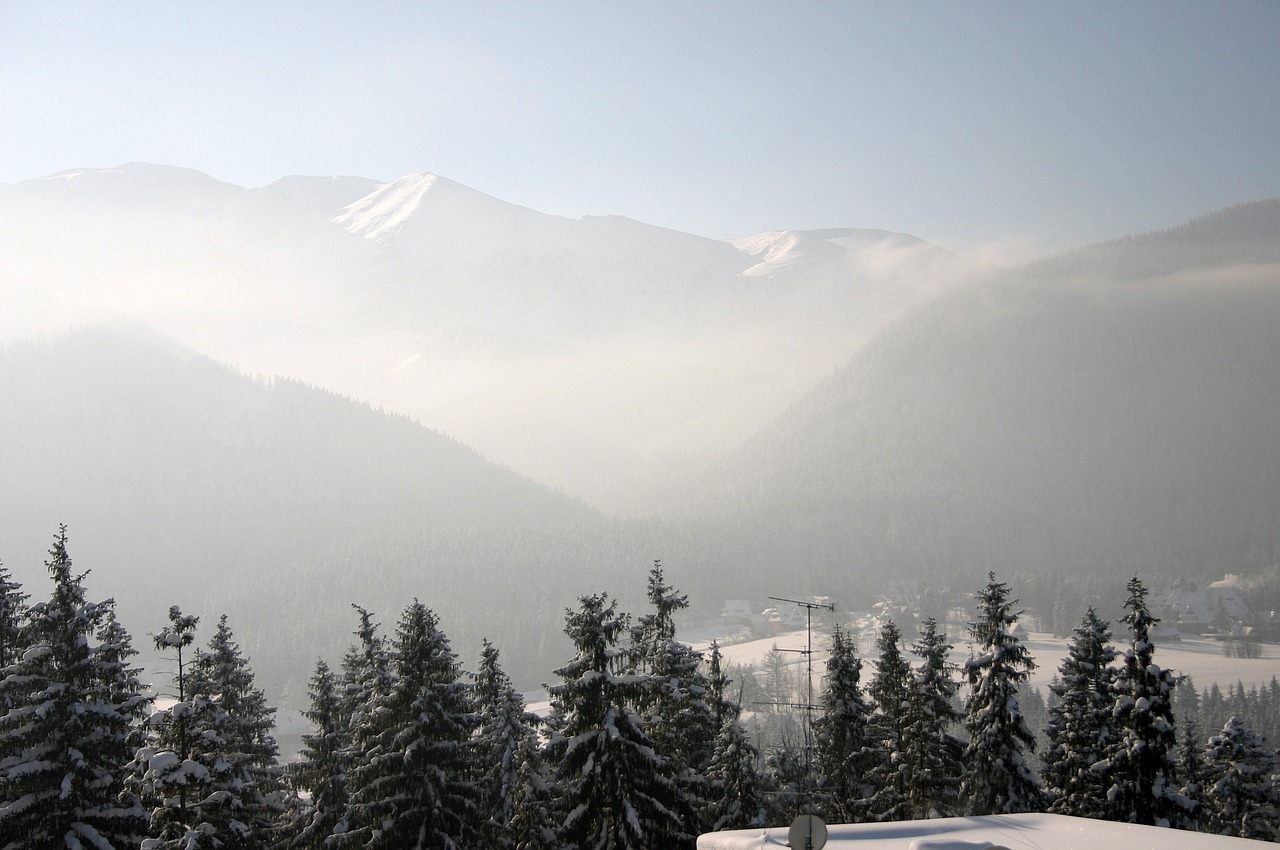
[2,7,1280,845]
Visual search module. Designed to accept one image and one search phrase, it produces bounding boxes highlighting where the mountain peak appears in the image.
[329,171,567,251]
[38,162,234,188]
[333,172,443,240]
[731,228,925,277]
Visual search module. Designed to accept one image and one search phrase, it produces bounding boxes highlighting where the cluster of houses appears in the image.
[1156,576,1280,642]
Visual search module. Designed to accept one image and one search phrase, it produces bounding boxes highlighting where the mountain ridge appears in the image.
[1,161,984,507]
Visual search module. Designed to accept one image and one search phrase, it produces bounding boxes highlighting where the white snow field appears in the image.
[697,812,1269,849]
[694,628,1280,693]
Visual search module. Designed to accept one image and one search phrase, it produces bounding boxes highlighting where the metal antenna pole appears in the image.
[768,595,835,810]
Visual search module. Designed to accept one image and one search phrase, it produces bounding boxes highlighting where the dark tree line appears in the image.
[3,532,1280,849]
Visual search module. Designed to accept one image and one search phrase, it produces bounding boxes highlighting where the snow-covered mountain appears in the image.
[4,165,1279,703]
[0,162,980,509]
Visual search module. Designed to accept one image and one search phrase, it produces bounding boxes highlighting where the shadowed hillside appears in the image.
[0,326,668,700]
[677,200,1280,593]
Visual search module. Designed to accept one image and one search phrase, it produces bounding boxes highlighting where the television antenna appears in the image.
[757,595,836,816]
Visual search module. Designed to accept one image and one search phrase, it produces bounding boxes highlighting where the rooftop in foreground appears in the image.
[697,813,1268,849]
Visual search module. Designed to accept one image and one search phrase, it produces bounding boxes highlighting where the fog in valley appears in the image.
[2,4,1279,713]
[4,167,1279,701]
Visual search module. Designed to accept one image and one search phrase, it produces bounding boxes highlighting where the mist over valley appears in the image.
[3,166,1278,701]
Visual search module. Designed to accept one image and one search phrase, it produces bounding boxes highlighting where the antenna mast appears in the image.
[766,595,835,810]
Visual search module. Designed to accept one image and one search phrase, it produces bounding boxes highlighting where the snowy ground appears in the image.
[689,625,1280,694]
[696,812,1265,849]
[523,623,1279,716]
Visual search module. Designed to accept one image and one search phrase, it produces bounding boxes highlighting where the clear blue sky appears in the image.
[2,0,1277,259]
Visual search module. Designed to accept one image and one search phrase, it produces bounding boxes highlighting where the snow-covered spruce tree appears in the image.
[812,623,875,823]
[1103,576,1184,827]
[0,563,32,850]
[94,603,152,802]
[324,605,393,849]
[0,562,29,713]
[0,558,30,846]
[705,707,767,831]
[1175,718,1207,831]
[337,607,393,758]
[1041,606,1117,818]
[343,601,477,850]
[136,605,201,847]
[545,593,683,850]
[504,729,559,850]
[286,660,351,849]
[1171,673,1207,823]
[706,641,737,732]
[959,572,1043,815]
[702,644,766,831]
[866,619,912,821]
[900,617,963,819]
[1203,715,1280,841]
[629,565,715,840]
[0,526,151,850]
[629,561,685,675]
[762,740,807,825]
[192,615,288,848]
[472,639,539,850]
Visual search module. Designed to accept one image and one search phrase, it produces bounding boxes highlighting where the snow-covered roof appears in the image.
[697,813,1259,849]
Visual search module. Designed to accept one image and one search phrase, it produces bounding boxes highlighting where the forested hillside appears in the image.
[0,327,669,699]
[678,200,1280,592]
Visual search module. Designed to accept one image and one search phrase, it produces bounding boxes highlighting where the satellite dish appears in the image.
[788,813,828,850]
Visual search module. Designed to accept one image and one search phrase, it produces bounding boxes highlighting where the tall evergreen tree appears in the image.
[545,593,683,850]
[1104,576,1184,827]
[138,612,286,850]
[193,615,287,849]
[504,731,558,850]
[1041,606,1116,818]
[1176,718,1207,831]
[287,660,351,850]
[93,602,152,808]
[472,640,537,850]
[1203,715,1280,841]
[0,526,151,850]
[812,624,875,823]
[0,563,28,713]
[642,638,715,837]
[705,716,766,832]
[866,619,912,821]
[136,605,201,847]
[702,643,765,832]
[900,617,963,819]
[0,557,29,848]
[959,573,1043,815]
[339,606,394,728]
[1172,675,1202,736]
[706,641,737,733]
[629,565,715,839]
[629,561,685,675]
[344,601,476,850]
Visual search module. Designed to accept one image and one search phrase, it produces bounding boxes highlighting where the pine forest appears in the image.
[3,531,1279,849]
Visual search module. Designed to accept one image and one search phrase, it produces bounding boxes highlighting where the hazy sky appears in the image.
[2,1,1277,260]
